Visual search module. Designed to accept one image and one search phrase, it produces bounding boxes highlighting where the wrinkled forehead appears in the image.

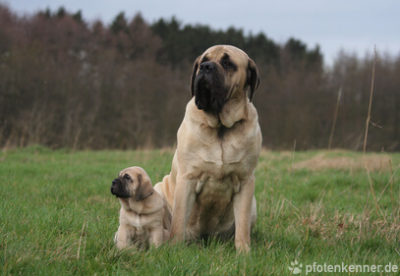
[119,167,137,177]
[202,45,249,66]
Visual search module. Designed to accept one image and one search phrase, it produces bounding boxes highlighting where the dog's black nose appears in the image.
[199,61,216,74]
[111,179,119,195]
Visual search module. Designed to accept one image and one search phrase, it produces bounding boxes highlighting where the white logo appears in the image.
[288,260,303,274]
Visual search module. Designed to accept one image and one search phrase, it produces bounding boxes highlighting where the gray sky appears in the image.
[5,0,400,65]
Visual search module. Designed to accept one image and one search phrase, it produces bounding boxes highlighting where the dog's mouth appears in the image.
[111,179,130,198]
[194,73,227,114]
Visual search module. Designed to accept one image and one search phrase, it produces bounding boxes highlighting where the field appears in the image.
[1,146,400,275]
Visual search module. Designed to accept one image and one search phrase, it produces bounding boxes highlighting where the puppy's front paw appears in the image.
[114,229,130,250]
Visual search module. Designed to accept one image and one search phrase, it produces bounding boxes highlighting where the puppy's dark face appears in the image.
[191,45,260,114]
[111,173,132,199]
[110,167,153,201]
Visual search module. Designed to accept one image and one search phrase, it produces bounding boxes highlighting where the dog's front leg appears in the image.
[114,224,134,250]
[233,174,255,253]
[149,226,164,247]
[170,175,196,242]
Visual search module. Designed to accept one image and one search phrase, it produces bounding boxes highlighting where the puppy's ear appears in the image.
[135,173,154,201]
[190,56,201,96]
[246,58,260,101]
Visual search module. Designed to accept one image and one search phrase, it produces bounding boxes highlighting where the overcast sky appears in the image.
[5,0,400,65]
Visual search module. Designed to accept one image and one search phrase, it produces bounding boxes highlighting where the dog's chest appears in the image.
[127,214,144,229]
[122,210,155,231]
[195,131,250,175]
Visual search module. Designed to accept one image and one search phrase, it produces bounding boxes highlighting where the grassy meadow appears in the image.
[1,146,400,275]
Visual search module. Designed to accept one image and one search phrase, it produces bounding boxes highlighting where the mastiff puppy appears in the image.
[154,45,261,252]
[111,166,171,250]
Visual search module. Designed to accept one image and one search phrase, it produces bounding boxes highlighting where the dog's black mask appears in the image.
[193,61,227,114]
[110,177,130,198]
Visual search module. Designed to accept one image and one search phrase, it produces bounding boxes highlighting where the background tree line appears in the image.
[0,5,399,151]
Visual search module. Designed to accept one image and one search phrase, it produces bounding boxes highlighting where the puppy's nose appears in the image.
[199,61,216,74]
[111,179,119,194]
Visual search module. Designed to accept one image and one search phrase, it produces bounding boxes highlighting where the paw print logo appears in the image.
[288,260,302,274]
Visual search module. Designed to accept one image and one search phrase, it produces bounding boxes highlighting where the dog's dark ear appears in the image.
[135,173,153,201]
[246,58,260,101]
[190,56,201,96]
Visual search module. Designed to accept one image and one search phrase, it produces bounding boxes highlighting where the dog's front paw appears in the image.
[169,234,184,244]
[235,240,250,253]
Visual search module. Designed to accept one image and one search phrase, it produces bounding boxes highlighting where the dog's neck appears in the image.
[218,96,248,128]
[190,96,248,129]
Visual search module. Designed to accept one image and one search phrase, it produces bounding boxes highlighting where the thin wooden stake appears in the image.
[363,47,377,153]
[328,87,342,149]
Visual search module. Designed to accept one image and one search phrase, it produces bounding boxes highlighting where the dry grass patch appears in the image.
[293,152,392,172]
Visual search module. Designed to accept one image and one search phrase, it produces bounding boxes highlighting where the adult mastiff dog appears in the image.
[155,45,262,252]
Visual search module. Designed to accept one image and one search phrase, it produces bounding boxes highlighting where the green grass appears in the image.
[1,146,400,275]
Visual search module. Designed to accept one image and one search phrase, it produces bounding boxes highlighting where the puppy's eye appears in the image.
[123,174,131,181]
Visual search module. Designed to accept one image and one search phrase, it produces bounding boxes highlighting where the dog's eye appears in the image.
[123,174,131,181]
[221,59,235,70]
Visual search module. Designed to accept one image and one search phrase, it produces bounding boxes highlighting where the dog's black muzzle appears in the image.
[110,178,130,198]
[194,61,227,114]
